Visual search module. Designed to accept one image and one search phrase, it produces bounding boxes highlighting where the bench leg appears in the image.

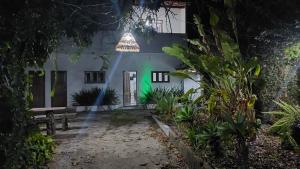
[51,116,56,135]
[47,111,56,135]
[46,121,52,135]
[62,117,68,131]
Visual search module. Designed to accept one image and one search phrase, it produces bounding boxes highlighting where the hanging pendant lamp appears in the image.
[115,33,140,52]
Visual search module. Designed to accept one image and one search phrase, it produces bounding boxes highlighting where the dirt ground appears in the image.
[47,110,186,169]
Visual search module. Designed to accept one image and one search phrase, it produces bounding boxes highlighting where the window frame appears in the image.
[151,71,170,83]
[142,19,163,33]
[84,71,105,84]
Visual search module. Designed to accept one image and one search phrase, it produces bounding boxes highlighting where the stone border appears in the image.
[75,105,121,112]
[152,115,212,169]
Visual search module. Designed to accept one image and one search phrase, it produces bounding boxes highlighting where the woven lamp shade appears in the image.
[115,33,140,52]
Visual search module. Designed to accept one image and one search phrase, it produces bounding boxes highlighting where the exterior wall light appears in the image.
[115,33,140,52]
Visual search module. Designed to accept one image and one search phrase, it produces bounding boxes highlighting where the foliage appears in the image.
[143,87,183,121]
[163,3,261,166]
[4,132,55,169]
[154,92,178,121]
[0,0,124,167]
[284,43,300,64]
[195,121,225,157]
[175,104,195,124]
[140,87,183,105]
[264,100,300,148]
[140,88,156,104]
[72,88,119,106]
[0,0,179,167]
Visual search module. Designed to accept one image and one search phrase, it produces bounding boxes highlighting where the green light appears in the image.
[139,63,152,98]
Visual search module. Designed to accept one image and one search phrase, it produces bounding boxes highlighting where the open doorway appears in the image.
[51,71,67,107]
[29,71,45,108]
[123,71,137,106]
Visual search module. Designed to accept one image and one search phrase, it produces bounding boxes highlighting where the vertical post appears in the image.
[51,110,56,135]
[46,111,51,135]
[47,110,56,135]
[62,115,68,131]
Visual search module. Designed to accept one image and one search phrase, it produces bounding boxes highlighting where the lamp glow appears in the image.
[115,33,140,52]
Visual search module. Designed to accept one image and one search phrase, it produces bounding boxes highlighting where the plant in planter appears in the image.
[140,88,156,105]
[154,92,178,122]
[264,100,300,149]
[140,87,183,105]
[175,104,195,125]
[102,88,119,106]
[72,87,118,106]
[72,88,100,106]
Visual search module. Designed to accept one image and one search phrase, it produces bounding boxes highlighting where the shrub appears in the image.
[196,121,225,157]
[140,87,183,105]
[175,104,195,125]
[139,88,156,104]
[264,100,300,148]
[163,13,261,168]
[5,132,55,169]
[102,88,119,105]
[72,87,119,106]
[154,92,178,121]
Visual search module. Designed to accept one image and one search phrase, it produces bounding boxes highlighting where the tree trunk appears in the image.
[236,137,249,169]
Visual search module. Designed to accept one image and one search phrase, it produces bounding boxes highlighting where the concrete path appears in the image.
[48,110,185,169]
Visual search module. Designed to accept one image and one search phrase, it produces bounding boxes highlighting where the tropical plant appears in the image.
[140,88,156,104]
[196,121,225,157]
[4,132,55,169]
[186,127,198,148]
[154,92,178,121]
[175,104,195,125]
[72,87,119,106]
[163,5,261,167]
[140,87,183,105]
[102,88,119,105]
[264,100,300,148]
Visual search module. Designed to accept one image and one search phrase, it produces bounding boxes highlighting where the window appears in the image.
[153,20,163,33]
[143,19,163,33]
[152,71,170,83]
[85,71,105,84]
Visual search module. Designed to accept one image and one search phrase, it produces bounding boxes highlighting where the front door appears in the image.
[51,71,67,107]
[123,71,137,106]
[29,71,45,108]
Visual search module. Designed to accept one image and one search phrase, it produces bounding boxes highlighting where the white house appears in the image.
[28,4,200,108]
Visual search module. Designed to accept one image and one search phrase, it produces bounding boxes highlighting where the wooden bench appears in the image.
[31,107,77,135]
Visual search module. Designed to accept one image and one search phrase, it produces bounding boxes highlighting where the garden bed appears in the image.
[152,116,300,169]
[152,115,212,169]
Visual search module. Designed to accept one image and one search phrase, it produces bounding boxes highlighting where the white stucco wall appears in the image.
[38,52,182,107]
[183,74,202,100]
[27,7,188,107]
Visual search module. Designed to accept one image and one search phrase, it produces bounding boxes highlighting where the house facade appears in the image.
[28,5,200,108]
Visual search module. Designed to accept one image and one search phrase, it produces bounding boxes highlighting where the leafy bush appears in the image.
[264,100,300,148]
[72,87,119,106]
[140,87,183,105]
[139,88,156,104]
[140,87,183,121]
[163,13,261,168]
[154,92,178,121]
[102,88,119,105]
[196,121,225,157]
[175,104,195,125]
[5,132,55,169]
